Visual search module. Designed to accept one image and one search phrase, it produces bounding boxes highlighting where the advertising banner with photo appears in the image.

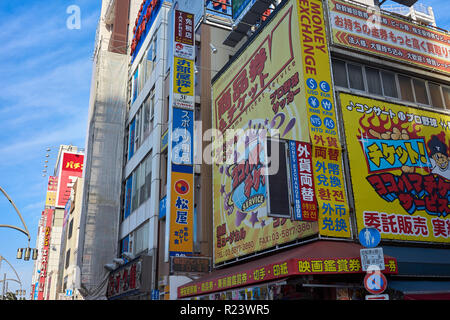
[328,0,450,75]
[340,92,450,243]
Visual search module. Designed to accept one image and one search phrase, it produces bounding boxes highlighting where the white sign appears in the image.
[365,294,389,300]
[174,42,195,60]
[360,247,385,271]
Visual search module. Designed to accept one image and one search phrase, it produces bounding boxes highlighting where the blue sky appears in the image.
[0,0,448,300]
[0,0,100,298]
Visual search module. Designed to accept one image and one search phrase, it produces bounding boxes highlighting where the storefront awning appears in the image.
[382,246,450,277]
[178,240,398,299]
[389,280,450,300]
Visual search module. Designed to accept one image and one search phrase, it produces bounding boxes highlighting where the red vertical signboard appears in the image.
[37,208,54,300]
[56,152,84,207]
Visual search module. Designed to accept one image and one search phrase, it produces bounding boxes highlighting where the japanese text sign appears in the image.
[340,92,450,243]
[212,0,320,264]
[45,176,58,207]
[173,56,194,109]
[174,10,195,60]
[328,0,450,75]
[289,141,318,221]
[169,166,194,255]
[172,107,194,165]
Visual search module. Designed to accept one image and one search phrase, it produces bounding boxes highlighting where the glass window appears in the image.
[128,119,136,160]
[332,59,348,88]
[124,176,133,219]
[135,111,141,150]
[398,75,414,102]
[428,83,444,109]
[132,170,139,212]
[134,222,149,254]
[443,86,450,109]
[381,71,398,98]
[68,219,74,239]
[65,249,71,269]
[132,68,139,103]
[145,154,152,201]
[139,162,146,206]
[366,67,382,95]
[413,79,428,105]
[347,63,365,91]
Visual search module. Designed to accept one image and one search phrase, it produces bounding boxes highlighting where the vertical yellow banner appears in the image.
[169,169,194,254]
[297,0,351,237]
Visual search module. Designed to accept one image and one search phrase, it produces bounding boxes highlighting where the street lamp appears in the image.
[0,185,37,260]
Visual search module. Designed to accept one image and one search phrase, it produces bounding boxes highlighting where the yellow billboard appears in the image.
[212,0,342,265]
[340,92,450,243]
[296,0,350,237]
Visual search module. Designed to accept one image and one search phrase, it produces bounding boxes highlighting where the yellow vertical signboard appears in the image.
[297,0,351,238]
[169,169,195,254]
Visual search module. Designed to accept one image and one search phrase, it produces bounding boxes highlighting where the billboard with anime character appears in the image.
[340,92,450,243]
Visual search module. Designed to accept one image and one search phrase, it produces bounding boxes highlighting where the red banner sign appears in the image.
[56,152,84,207]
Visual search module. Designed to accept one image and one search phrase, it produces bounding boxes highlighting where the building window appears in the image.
[429,82,444,109]
[365,67,382,96]
[331,58,448,110]
[347,63,365,91]
[380,71,398,98]
[442,86,450,109]
[332,59,348,88]
[133,221,149,255]
[413,79,429,105]
[65,249,71,269]
[68,219,74,239]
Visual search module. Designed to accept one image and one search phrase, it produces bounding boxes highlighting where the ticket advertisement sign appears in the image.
[328,0,450,75]
[212,0,337,265]
[340,92,450,243]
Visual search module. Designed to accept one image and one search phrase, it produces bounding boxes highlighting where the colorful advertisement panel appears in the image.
[212,0,324,265]
[169,165,194,255]
[56,152,84,208]
[340,92,450,243]
[328,0,450,75]
[45,176,58,207]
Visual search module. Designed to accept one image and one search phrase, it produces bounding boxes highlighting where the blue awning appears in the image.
[389,280,450,294]
[382,246,450,277]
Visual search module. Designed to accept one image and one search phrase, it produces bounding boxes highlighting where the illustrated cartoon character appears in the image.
[427,135,450,181]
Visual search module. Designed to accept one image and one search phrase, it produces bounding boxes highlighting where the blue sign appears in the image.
[151,289,160,300]
[172,107,194,165]
[288,141,302,220]
[359,227,381,248]
[306,78,317,90]
[319,80,330,92]
[159,196,167,219]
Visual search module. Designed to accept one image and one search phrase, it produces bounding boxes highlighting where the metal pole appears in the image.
[2,273,5,300]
